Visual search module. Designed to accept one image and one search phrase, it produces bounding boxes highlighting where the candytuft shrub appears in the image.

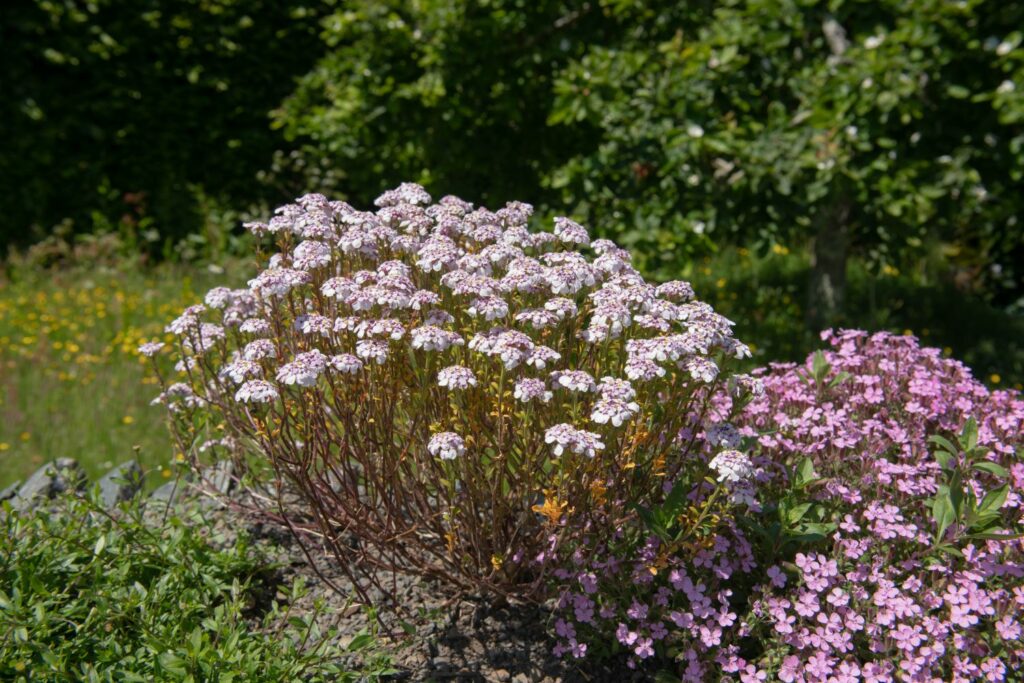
[148,183,753,598]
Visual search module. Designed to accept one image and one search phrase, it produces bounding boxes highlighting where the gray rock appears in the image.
[0,480,21,502]
[11,458,86,511]
[97,461,143,507]
[149,479,186,504]
[209,460,235,494]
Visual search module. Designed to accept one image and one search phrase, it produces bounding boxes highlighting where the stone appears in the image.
[208,460,235,494]
[149,478,187,505]
[97,461,144,507]
[11,458,85,511]
[0,480,21,502]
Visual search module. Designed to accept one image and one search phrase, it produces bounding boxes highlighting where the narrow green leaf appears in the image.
[972,461,1009,478]
[928,434,958,455]
[787,502,814,525]
[934,450,954,471]
[932,490,955,542]
[978,484,1009,517]
[961,417,978,452]
[795,457,816,487]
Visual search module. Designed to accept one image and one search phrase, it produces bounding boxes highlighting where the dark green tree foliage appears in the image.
[278,0,1023,319]
[273,0,613,211]
[546,0,1024,319]
[0,0,327,249]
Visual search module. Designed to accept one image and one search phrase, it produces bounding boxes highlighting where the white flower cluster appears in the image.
[160,183,748,467]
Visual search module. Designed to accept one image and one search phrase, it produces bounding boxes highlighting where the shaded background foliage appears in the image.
[1,0,327,252]
[1,0,1023,380]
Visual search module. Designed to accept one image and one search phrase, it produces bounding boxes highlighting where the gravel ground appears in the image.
[162,477,646,682]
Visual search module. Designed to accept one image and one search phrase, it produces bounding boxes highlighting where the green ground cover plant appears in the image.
[0,492,392,681]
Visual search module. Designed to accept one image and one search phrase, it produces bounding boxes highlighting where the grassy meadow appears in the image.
[0,262,245,489]
[2,247,1021,491]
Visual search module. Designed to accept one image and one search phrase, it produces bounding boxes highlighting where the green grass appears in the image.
[0,492,392,681]
[0,262,248,489]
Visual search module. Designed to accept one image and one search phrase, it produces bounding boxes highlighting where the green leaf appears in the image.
[928,434,958,455]
[966,529,1023,541]
[811,351,829,381]
[158,652,188,675]
[932,489,955,542]
[972,461,1009,478]
[786,502,814,525]
[827,371,851,388]
[947,84,971,99]
[795,457,817,487]
[978,484,1008,517]
[960,417,978,452]
[347,632,375,652]
[94,534,107,556]
[934,450,954,471]
[949,470,964,518]
[662,481,688,516]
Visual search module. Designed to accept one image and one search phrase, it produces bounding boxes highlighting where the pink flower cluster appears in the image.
[734,330,1024,682]
[552,527,757,677]
[552,330,1024,680]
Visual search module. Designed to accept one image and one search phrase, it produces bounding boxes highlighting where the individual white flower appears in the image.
[544,424,605,458]
[243,339,277,361]
[292,240,333,270]
[356,339,390,365]
[514,378,553,404]
[410,325,464,352]
[428,432,466,460]
[553,217,590,246]
[437,365,477,390]
[138,341,165,357]
[467,296,509,321]
[239,318,271,336]
[234,380,279,404]
[525,345,561,370]
[152,382,201,411]
[220,359,262,384]
[543,297,578,319]
[705,423,742,449]
[597,376,636,401]
[295,314,334,337]
[328,354,363,374]
[321,277,356,300]
[552,370,596,393]
[204,287,234,309]
[590,397,640,427]
[183,323,225,354]
[276,350,327,386]
[708,449,754,484]
[166,305,205,335]
[248,267,310,297]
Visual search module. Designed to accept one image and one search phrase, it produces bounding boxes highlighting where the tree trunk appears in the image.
[806,198,851,333]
